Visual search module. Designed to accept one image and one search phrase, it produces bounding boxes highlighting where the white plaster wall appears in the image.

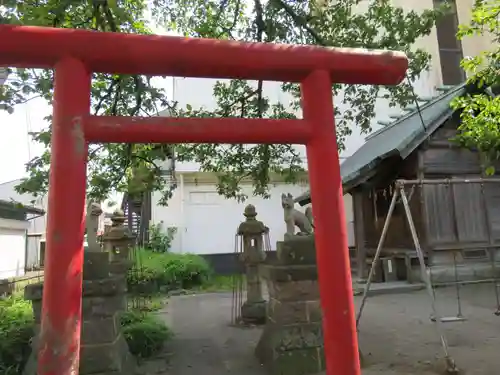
[168,76,438,166]
[0,218,29,279]
[455,0,496,75]
[151,178,354,254]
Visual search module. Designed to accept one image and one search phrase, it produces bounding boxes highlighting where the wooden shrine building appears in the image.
[296,83,500,283]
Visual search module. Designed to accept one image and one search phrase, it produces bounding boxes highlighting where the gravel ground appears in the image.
[137,283,500,375]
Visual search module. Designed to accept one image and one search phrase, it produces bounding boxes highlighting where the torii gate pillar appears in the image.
[0,25,408,375]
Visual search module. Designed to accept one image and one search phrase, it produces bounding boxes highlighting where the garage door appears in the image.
[0,229,26,279]
[182,190,240,254]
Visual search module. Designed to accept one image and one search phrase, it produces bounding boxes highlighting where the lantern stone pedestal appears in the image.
[23,251,135,375]
[255,235,325,375]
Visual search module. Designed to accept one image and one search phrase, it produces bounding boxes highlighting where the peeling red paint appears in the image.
[38,314,80,375]
[71,116,85,156]
[37,57,89,375]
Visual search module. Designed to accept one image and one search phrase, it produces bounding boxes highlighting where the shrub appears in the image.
[146,222,177,253]
[0,296,34,375]
[120,310,173,359]
[128,248,212,293]
[0,296,172,372]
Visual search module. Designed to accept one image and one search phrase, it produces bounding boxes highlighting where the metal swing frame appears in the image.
[356,176,500,372]
[355,179,458,372]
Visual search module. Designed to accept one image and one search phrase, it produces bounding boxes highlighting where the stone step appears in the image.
[352,280,425,296]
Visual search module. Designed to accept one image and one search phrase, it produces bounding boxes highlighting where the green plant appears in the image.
[127,248,212,293]
[146,222,177,252]
[120,310,173,359]
[0,296,35,375]
[451,0,500,173]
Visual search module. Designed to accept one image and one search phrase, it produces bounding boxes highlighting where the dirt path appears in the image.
[138,284,500,375]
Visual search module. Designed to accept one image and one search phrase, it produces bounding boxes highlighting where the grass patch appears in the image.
[189,274,245,293]
[127,294,167,312]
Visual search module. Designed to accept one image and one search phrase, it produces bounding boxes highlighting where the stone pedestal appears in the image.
[23,251,135,375]
[256,235,325,375]
[241,261,267,323]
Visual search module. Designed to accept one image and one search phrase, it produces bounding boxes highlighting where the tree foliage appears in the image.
[0,0,446,203]
[452,0,500,174]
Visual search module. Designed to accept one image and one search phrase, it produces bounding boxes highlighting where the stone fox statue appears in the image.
[281,193,314,235]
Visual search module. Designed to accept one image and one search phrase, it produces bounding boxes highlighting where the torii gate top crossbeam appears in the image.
[0,25,407,84]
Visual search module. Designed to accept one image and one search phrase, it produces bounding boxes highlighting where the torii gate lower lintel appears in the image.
[0,25,408,375]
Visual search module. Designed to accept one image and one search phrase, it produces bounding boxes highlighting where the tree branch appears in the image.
[272,0,326,46]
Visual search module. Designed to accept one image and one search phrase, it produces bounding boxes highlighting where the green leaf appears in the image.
[451,0,500,174]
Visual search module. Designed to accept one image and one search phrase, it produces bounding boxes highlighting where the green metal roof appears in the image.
[0,199,45,216]
[296,83,468,206]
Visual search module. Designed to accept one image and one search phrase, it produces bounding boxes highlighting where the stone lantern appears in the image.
[101,209,135,276]
[237,204,268,324]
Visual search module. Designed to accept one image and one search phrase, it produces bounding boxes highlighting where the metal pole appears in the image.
[399,184,458,372]
[38,57,90,375]
[452,251,464,318]
[355,188,399,328]
[231,234,238,325]
[489,248,500,316]
[479,181,500,316]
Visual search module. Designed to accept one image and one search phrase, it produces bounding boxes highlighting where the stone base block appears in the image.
[109,260,134,277]
[255,322,324,375]
[241,300,267,325]
[23,333,136,375]
[267,298,322,325]
[27,283,127,323]
[258,256,324,375]
[23,272,133,375]
[84,251,111,280]
[81,334,135,374]
[276,236,316,266]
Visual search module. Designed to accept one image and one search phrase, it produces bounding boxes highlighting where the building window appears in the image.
[433,0,465,85]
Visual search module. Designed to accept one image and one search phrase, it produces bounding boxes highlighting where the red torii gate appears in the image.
[0,25,407,375]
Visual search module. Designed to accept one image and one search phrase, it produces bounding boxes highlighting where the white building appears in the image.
[0,197,45,280]
[0,180,47,272]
